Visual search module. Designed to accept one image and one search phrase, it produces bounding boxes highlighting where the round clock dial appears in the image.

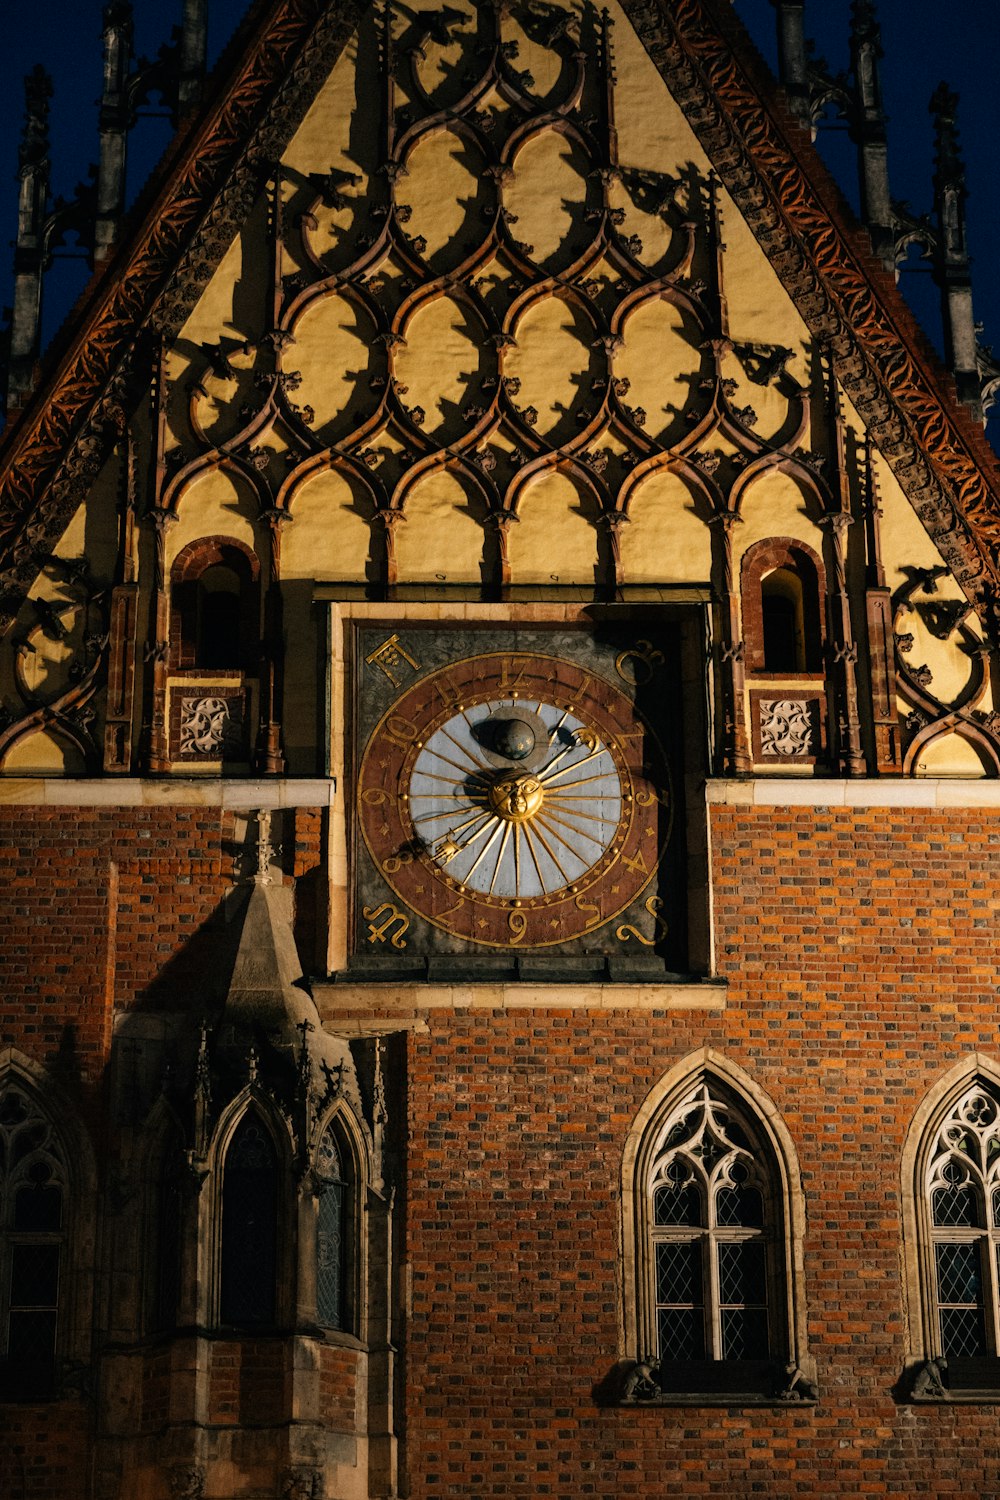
[356,650,670,949]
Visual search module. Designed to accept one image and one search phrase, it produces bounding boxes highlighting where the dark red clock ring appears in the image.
[356,652,671,949]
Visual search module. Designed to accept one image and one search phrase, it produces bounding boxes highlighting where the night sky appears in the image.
[0,1,996,438]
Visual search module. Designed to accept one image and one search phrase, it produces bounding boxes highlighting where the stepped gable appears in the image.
[1,0,999,633]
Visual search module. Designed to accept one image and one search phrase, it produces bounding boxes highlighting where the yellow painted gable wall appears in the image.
[0,0,989,776]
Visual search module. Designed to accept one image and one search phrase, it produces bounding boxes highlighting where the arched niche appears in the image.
[509,469,598,585]
[618,298,704,448]
[620,470,711,583]
[394,469,487,584]
[283,467,374,582]
[505,293,600,444]
[402,126,490,271]
[735,469,825,559]
[2,729,87,776]
[910,730,993,779]
[292,290,381,440]
[166,468,258,569]
[394,293,489,444]
[506,127,593,269]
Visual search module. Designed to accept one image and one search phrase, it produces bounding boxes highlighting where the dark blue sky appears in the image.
[0,1,996,435]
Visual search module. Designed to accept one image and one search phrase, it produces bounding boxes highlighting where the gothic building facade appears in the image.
[3,1,1000,1496]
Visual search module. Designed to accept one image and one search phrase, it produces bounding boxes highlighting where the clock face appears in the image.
[355,639,672,952]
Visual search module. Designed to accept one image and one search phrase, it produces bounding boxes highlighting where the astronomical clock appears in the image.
[351,624,687,978]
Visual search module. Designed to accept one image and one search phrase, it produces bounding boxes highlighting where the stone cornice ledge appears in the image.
[314,981,727,1016]
[707,777,1000,809]
[0,777,335,808]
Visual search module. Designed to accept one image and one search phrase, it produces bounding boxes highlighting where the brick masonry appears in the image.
[3,802,1000,1496]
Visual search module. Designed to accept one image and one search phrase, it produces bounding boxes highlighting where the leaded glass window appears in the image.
[926,1085,1000,1359]
[316,1126,346,1330]
[0,1083,66,1399]
[646,1082,775,1366]
[219,1113,279,1328]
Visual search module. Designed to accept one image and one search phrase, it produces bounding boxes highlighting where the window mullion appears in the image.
[706,1222,722,1360]
[985,1230,1000,1356]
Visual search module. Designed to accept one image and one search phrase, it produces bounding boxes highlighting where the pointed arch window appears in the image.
[0,1084,67,1400]
[627,1069,807,1400]
[924,1084,1000,1362]
[648,1083,772,1366]
[220,1112,279,1328]
[316,1124,347,1331]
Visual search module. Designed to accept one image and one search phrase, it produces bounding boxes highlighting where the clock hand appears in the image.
[539,743,612,785]
[432,810,497,864]
[536,727,600,782]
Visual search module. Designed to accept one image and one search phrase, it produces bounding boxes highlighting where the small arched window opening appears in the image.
[761,568,806,673]
[742,541,825,676]
[196,564,243,670]
[0,1083,67,1400]
[220,1112,279,1328]
[170,539,260,673]
[316,1124,348,1331]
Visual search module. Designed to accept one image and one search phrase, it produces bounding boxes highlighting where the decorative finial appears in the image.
[295,1019,314,1087]
[850,0,880,43]
[254,808,275,884]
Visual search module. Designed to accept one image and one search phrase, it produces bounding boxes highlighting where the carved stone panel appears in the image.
[751,692,824,764]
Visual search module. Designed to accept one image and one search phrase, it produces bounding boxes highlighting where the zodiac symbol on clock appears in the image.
[363,903,410,948]
[615,639,665,686]
[616,896,668,947]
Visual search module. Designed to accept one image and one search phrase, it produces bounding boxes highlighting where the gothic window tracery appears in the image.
[924,1084,1000,1360]
[316,1124,347,1331]
[624,1063,810,1401]
[0,1083,67,1399]
[646,1082,775,1368]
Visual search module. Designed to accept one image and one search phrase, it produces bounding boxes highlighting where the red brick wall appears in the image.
[0,802,323,1497]
[401,805,1000,1498]
[319,1343,361,1428]
[6,801,1000,1495]
[0,1406,91,1500]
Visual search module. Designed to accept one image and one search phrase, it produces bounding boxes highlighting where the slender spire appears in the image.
[177,0,209,114]
[6,66,53,408]
[849,0,893,265]
[95,4,134,259]
[770,1,810,121]
[930,84,979,413]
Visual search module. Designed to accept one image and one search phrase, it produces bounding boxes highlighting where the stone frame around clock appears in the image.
[317,596,714,984]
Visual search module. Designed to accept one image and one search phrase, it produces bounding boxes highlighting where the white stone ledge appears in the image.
[314,981,727,1015]
[706,777,1000,810]
[0,778,335,808]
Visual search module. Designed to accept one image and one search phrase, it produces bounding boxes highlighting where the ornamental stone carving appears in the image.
[179,696,231,755]
[758,699,816,758]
